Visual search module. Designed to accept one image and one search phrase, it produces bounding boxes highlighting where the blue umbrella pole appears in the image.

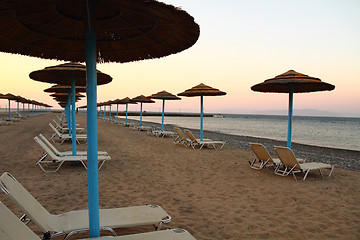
[200,95,204,141]
[85,20,100,237]
[27,103,29,117]
[116,104,119,123]
[140,102,143,127]
[17,102,19,118]
[71,75,77,156]
[109,105,112,121]
[66,94,71,136]
[8,99,11,120]
[22,103,25,118]
[161,99,165,131]
[287,85,294,149]
[125,104,128,125]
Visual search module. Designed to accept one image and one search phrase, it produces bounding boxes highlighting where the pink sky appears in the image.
[1,0,359,117]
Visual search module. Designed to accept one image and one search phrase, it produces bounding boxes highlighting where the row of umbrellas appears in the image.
[80,71,335,149]
[0,93,51,120]
[80,83,227,140]
[30,62,113,157]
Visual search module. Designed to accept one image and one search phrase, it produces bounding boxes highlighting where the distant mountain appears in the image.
[254,109,340,117]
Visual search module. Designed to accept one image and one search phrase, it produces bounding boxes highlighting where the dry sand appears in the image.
[0,112,359,239]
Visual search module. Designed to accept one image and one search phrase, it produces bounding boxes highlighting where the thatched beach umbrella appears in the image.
[251,70,335,148]
[112,97,138,125]
[131,95,155,127]
[149,90,181,131]
[3,94,19,120]
[15,96,26,118]
[15,96,28,118]
[0,1,199,236]
[178,83,226,141]
[102,100,114,121]
[44,85,87,93]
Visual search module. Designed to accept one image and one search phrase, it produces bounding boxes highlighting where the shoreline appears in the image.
[123,117,360,172]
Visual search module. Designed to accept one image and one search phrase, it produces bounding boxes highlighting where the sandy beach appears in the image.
[0,112,359,239]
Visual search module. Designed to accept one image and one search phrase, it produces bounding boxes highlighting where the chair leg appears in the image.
[303,169,310,181]
[328,166,334,177]
[318,169,324,178]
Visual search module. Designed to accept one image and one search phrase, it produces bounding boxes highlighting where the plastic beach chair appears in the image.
[249,143,281,170]
[34,136,110,172]
[184,130,225,150]
[38,134,108,157]
[49,123,87,144]
[0,172,172,240]
[0,201,41,240]
[52,119,84,134]
[0,201,194,240]
[80,229,197,240]
[173,128,191,146]
[274,146,334,181]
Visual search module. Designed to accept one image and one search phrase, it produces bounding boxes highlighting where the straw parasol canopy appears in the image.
[178,83,227,97]
[113,97,138,105]
[132,95,155,103]
[3,93,19,101]
[50,93,85,98]
[44,85,87,93]
[0,93,6,99]
[15,96,28,103]
[149,90,181,100]
[0,0,200,64]
[251,70,335,149]
[251,70,335,93]
[30,62,112,86]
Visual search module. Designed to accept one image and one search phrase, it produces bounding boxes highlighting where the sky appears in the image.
[1,0,359,117]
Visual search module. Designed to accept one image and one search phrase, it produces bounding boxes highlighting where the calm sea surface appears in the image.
[129,114,360,151]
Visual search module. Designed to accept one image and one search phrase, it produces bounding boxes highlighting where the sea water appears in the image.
[129,114,360,151]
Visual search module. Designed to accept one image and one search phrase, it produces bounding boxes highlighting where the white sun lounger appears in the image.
[274,146,334,181]
[0,172,172,240]
[152,129,176,138]
[38,134,108,157]
[1,201,192,240]
[80,229,196,240]
[184,130,225,150]
[53,119,84,133]
[34,136,110,172]
[49,123,87,144]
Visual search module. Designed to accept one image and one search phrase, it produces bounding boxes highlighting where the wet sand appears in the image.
[0,113,359,239]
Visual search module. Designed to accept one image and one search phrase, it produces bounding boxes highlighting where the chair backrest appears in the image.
[34,136,59,160]
[184,130,198,143]
[174,128,187,140]
[274,146,301,169]
[250,143,274,164]
[53,119,62,129]
[39,134,61,156]
[0,172,59,233]
[49,123,62,137]
[0,201,40,240]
